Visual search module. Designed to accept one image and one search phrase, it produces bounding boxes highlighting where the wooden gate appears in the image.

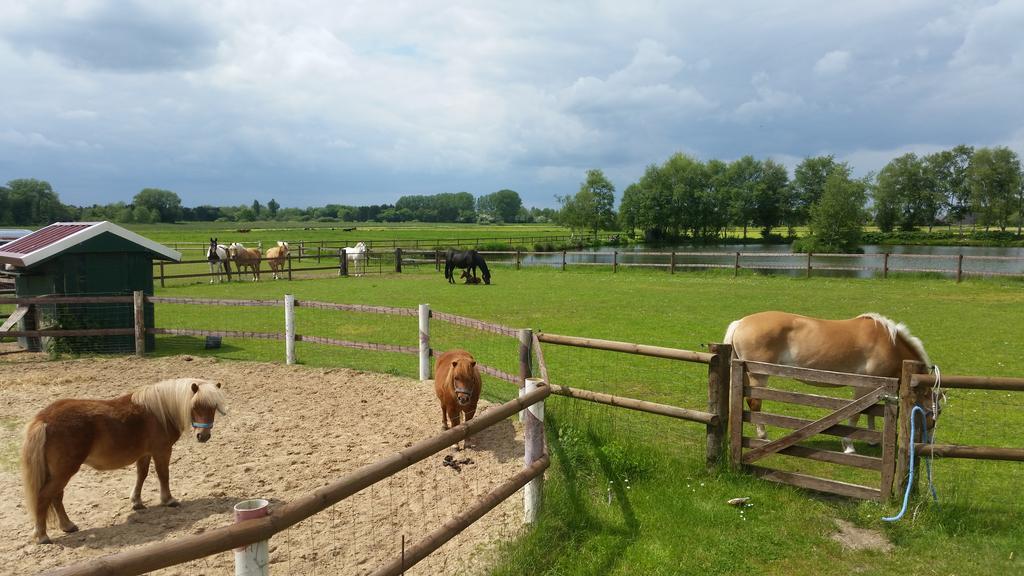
[729,359,900,501]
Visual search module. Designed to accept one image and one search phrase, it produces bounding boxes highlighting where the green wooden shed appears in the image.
[0,221,181,352]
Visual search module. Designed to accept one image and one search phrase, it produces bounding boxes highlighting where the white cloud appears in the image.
[814,50,851,75]
[733,72,804,120]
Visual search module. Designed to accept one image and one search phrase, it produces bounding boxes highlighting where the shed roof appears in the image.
[0,221,181,268]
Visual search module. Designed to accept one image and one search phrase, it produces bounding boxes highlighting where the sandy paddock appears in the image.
[0,351,527,575]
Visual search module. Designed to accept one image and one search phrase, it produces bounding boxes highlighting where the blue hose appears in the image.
[882,405,938,522]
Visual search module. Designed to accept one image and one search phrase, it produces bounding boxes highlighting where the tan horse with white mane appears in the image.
[265,241,289,280]
[229,242,262,281]
[724,311,934,454]
[21,378,227,543]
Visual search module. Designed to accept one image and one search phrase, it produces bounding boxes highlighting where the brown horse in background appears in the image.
[725,311,934,454]
[265,241,289,280]
[434,350,482,446]
[229,242,262,281]
[21,378,227,543]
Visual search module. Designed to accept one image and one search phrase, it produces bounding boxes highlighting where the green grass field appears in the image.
[141,263,1024,576]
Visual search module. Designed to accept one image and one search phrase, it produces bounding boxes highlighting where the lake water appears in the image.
[488,244,1024,279]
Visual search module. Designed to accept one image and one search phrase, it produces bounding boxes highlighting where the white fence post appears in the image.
[524,377,545,524]
[285,294,296,365]
[233,499,270,576]
[419,304,430,381]
[518,329,532,422]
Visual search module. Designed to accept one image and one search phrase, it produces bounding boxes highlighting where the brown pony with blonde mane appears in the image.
[265,241,289,280]
[20,378,227,544]
[434,350,482,445]
[725,311,934,454]
[229,242,262,281]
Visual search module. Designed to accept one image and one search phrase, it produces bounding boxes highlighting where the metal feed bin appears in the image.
[0,221,181,352]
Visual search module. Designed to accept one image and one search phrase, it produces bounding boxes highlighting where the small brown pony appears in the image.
[725,311,933,454]
[21,378,227,543]
[229,242,262,281]
[434,350,482,442]
[265,241,289,280]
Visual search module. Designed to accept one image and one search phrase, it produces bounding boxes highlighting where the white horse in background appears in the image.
[206,238,232,283]
[343,241,367,276]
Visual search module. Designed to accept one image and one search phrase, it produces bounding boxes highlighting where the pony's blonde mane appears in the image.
[858,313,931,367]
[131,378,227,432]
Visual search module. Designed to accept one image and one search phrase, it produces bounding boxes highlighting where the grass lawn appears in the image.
[139,264,1024,576]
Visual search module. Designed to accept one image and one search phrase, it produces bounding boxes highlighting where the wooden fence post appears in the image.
[340,249,348,277]
[318,240,323,264]
[395,248,403,273]
[895,359,928,498]
[516,249,521,270]
[133,290,145,357]
[883,252,889,279]
[518,329,532,422]
[299,240,304,262]
[613,251,618,273]
[706,343,731,470]
[670,251,676,274]
[806,252,813,278]
[524,377,546,524]
[734,252,740,277]
[956,253,963,283]
[435,249,441,272]
[285,294,296,365]
[418,304,430,381]
[159,261,165,288]
[287,254,292,281]
[561,250,566,271]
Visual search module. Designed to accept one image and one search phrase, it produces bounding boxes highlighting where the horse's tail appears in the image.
[21,419,55,526]
[723,320,740,348]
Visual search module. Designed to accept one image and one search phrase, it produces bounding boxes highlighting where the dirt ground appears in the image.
[0,348,527,575]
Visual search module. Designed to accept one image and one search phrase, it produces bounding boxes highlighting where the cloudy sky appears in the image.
[1,1,1022,209]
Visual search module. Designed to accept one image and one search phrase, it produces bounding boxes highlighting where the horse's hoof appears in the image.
[36,535,52,545]
[843,446,857,455]
[61,523,79,533]
[132,502,146,510]
[163,499,180,508]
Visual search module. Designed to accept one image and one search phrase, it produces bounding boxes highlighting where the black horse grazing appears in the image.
[444,249,491,285]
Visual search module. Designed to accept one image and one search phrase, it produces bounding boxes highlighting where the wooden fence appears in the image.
[12,294,1024,572]
[149,247,1024,286]
[24,293,728,575]
[907,370,1024,463]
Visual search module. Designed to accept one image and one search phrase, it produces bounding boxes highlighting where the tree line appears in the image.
[559,145,1022,252]
[5,143,1020,253]
[0,182,559,227]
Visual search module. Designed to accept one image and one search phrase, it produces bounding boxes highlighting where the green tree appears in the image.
[873,153,933,232]
[5,179,73,225]
[133,188,182,223]
[476,189,523,223]
[267,199,280,218]
[805,172,868,252]
[968,147,1021,231]
[791,156,850,225]
[252,200,262,217]
[559,169,616,235]
[924,145,974,232]
[752,159,790,237]
[725,156,760,239]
